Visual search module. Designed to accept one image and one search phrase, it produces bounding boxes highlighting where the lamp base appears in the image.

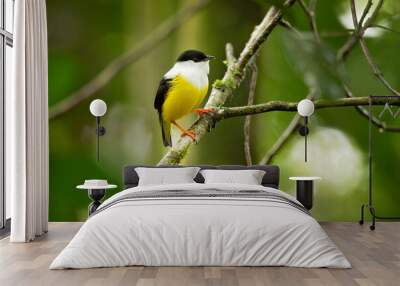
[88,189,106,215]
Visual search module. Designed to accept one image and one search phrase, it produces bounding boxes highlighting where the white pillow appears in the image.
[135,167,200,186]
[200,169,266,185]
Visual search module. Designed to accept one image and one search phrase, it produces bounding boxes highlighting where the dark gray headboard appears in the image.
[123,165,280,189]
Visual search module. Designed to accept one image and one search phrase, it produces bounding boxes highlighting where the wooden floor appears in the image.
[0,222,399,286]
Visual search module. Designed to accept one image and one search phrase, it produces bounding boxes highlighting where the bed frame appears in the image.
[123,165,280,189]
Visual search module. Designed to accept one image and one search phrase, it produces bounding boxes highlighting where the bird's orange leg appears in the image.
[172,121,196,141]
[192,108,215,115]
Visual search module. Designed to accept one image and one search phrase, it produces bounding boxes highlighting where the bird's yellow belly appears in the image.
[162,75,208,122]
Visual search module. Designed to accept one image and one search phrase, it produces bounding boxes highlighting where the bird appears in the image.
[154,50,214,147]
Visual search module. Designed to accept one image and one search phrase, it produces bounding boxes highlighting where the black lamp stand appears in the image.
[88,189,106,215]
[359,95,400,230]
[95,117,106,161]
[298,116,309,162]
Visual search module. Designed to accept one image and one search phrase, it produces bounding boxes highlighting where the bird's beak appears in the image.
[206,55,215,61]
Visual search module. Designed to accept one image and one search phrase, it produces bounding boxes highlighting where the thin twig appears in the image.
[49,0,211,120]
[280,18,352,38]
[337,0,383,61]
[337,0,361,61]
[280,17,352,38]
[298,0,321,42]
[358,39,400,96]
[350,0,400,96]
[320,30,353,38]
[363,0,384,29]
[243,61,258,166]
[158,0,297,165]
[358,0,373,28]
[337,34,358,62]
[371,24,400,34]
[350,0,359,30]
[279,18,302,36]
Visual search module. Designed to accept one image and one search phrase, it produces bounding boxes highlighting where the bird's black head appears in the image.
[176,50,214,62]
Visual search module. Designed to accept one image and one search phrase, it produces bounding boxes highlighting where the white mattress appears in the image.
[50,183,350,269]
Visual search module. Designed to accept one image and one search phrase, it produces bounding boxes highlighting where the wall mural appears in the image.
[47,0,400,222]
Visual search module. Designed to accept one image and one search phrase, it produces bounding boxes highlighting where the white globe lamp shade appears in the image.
[90,99,107,117]
[297,99,314,117]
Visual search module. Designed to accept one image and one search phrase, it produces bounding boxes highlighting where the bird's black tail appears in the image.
[159,114,172,147]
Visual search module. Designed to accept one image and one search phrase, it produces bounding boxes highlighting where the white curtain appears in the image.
[7,0,49,242]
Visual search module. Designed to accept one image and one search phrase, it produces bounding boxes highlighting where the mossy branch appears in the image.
[160,95,400,165]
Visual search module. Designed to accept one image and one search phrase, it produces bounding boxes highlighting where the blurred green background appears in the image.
[47,0,400,221]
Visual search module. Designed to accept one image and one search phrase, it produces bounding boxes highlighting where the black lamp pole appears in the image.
[304,116,308,162]
[298,116,309,162]
[95,117,106,162]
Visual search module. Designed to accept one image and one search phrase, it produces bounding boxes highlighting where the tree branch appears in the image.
[218,96,400,119]
[319,30,353,38]
[244,61,258,166]
[337,34,358,62]
[280,18,351,39]
[157,0,297,165]
[358,38,400,96]
[49,0,211,120]
[258,86,400,165]
[370,24,400,34]
[349,0,359,29]
[357,0,373,29]
[279,18,303,37]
